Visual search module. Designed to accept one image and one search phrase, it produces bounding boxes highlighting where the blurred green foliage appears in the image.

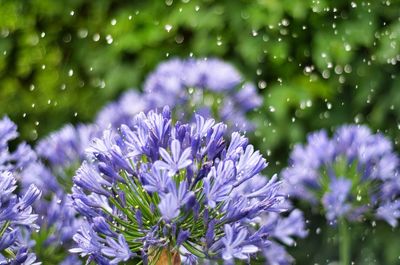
[1,0,399,150]
[1,0,400,263]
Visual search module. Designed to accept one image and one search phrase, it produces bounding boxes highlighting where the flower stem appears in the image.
[339,218,350,265]
[149,248,181,265]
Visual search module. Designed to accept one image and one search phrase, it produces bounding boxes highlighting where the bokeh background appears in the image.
[1,0,400,264]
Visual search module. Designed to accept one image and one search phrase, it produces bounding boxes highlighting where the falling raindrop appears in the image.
[165,24,173,32]
[93,33,100,42]
[106,35,113,44]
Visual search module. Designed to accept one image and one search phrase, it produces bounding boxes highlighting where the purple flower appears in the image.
[322,178,352,222]
[36,123,99,169]
[0,116,37,172]
[101,234,133,264]
[158,193,180,221]
[70,108,284,263]
[0,172,40,264]
[154,139,192,175]
[283,124,400,226]
[96,90,148,130]
[219,224,258,261]
[143,58,261,132]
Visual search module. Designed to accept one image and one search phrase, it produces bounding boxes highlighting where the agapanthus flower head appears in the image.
[36,123,99,171]
[143,58,261,131]
[282,124,400,226]
[21,122,100,264]
[71,106,284,264]
[96,90,148,130]
[0,171,41,264]
[0,116,36,173]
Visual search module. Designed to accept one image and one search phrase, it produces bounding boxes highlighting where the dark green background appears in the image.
[1,0,400,264]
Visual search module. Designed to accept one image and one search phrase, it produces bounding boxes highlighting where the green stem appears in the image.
[339,218,350,265]
[0,221,10,237]
[167,246,172,265]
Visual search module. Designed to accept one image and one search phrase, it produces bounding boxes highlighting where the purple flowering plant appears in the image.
[282,124,400,264]
[144,58,262,132]
[70,107,285,264]
[16,123,100,264]
[95,58,262,132]
[0,117,41,264]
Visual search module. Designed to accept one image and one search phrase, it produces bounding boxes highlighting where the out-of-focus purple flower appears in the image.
[143,58,261,131]
[322,178,352,222]
[376,201,400,227]
[283,124,400,226]
[21,122,101,264]
[96,90,148,130]
[263,242,294,265]
[71,107,284,263]
[36,123,99,170]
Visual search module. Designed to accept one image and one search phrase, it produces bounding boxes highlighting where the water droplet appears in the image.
[327,102,332,109]
[70,10,75,16]
[281,18,290,27]
[258,80,267,89]
[78,29,88,38]
[164,24,173,32]
[111,18,117,26]
[269,106,276,112]
[351,2,357,8]
[304,66,313,73]
[68,69,74,76]
[106,35,113,44]
[93,33,100,42]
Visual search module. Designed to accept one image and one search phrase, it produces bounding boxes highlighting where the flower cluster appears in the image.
[71,107,283,264]
[144,58,262,131]
[0,116,36,173]
[0,117,41,264]
[95,91,147,130]
[35,123,99,191]
[20,123,101,264]
[282,124,400,226]
[95,58,261,132]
